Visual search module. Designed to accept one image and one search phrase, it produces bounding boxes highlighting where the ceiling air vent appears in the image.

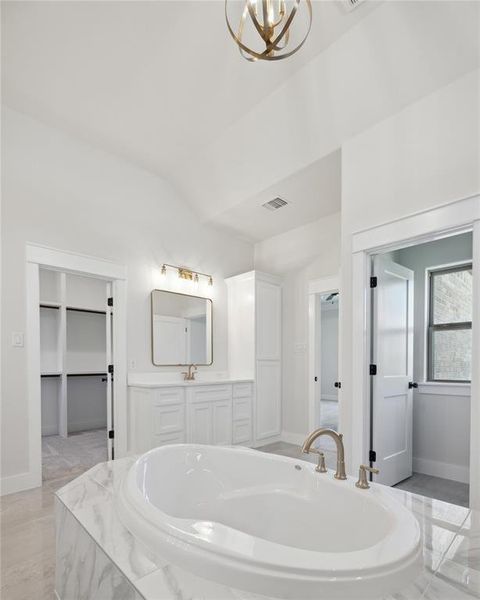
[262,197,288,211]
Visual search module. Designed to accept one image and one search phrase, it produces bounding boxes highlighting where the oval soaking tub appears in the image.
[117,445,422,599]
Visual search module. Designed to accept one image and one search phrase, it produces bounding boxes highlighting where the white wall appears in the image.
[1,107,254,482]
[255,212,341,436]
[394,233,472,482]
[320,301,339,401]
[340,69,479,472]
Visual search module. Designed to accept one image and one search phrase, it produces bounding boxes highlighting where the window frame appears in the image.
[427,262,472,383]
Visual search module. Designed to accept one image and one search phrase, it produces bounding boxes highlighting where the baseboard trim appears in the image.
[413,457,469,484]
[1,470,41,496]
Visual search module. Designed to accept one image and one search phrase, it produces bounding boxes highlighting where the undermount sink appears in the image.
[117,445,422,599]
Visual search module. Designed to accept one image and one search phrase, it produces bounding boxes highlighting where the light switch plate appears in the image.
[12,332,24,347]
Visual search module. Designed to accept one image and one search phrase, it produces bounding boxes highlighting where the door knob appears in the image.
[408,382,418,389]
[334,381,342,389]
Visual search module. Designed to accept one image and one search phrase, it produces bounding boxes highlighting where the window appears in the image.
[428,264,472,383]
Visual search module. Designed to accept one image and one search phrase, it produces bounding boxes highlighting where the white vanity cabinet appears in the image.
[128,380,253,454]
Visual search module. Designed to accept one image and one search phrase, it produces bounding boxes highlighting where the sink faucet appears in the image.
[182,364,197,381]
[302,428,347,480]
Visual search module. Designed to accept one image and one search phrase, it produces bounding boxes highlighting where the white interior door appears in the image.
[372,256,414,486]
[106,282,113,460]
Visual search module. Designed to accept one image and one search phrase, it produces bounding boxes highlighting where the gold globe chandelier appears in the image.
[225,0,312,62]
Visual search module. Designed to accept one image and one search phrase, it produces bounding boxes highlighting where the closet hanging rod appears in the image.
[66,307,107,315]
[67,372,107,377]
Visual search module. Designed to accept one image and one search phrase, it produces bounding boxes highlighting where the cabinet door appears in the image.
[256,281,281,360]
[255,360,281,441]
[188,401,213,444]
[212,400,232,446]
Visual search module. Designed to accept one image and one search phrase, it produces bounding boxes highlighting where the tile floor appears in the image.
[1,429,107,600]
[42,429,107,482]
[395,472,470,508]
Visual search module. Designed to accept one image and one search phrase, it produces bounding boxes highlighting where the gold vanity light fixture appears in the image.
[225,0,312,62]
[160,264,213,286]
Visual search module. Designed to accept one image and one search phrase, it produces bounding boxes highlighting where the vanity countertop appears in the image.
[55,455,480,600]
[128,377,254,388]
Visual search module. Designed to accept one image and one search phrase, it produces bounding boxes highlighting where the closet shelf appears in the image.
[40,302,61,309]
[67,372,107,377]
[66,306,107,315]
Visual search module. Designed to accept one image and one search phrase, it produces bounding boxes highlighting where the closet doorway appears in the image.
[26,244,127,492]
[40,269,114,482]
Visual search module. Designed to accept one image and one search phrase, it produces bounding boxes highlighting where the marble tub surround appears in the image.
[55,456,480,600]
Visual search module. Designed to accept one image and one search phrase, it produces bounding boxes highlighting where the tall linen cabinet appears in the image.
[226,271,282,446]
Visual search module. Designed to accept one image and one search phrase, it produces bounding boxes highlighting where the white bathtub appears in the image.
[117,444,422,599]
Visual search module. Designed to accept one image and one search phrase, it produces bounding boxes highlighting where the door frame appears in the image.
[308,274,341,433]
[350,194,480,508]
[25,243,127,492]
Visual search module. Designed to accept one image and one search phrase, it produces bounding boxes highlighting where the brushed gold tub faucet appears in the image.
[302,428,347,480]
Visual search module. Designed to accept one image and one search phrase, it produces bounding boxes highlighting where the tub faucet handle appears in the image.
[308,448,327,473]
[355,465,380,489]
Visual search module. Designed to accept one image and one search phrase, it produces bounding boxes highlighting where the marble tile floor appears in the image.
[1,429,107,600]
[42,428,107,482]
[395,472,470,508]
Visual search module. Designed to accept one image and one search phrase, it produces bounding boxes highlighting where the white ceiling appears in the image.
[3,1,479,241]
[1,1,374,172]
[211,150,341,241]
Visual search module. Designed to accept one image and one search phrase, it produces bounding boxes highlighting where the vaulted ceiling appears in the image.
[3,1,479,241]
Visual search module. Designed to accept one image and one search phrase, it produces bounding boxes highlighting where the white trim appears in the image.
[413,457,469,485]
[416,383,471,397]
[352,194,479,253]
[307,274,340,433]
[0,471,41,496]
[470,220,480,509]
[350,194,480,509]
[26,243,127,280]
[2,244,128,496]
[321,394,338,402]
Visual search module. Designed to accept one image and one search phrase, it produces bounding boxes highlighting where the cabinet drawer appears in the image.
[233,382,253,398]
[233,396,251,421]
[188,385,232,403]
[152,431,185,447]
[233,419,251,445]
[153,387,185,405]
[152,403,185,435]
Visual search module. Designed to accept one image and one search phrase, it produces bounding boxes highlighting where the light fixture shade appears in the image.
[225,0,312,62]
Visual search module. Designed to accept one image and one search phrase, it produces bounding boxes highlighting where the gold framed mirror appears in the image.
[151,290,213,366]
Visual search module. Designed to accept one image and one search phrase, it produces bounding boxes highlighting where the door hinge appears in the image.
[370,276,378,288]
[369,450,377,462]
[369,364,377,375]
[314,376,318,382]
[108,430,114,439]
[334,381,342,389]
[108,364,114,374]
[107,297,113,307]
